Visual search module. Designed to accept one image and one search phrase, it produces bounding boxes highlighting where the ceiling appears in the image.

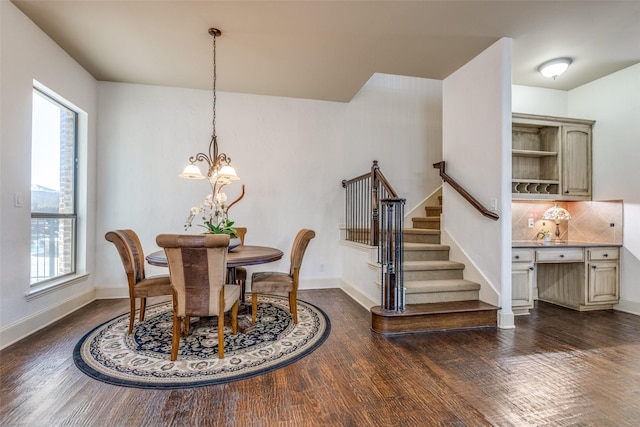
[12,1,640,103]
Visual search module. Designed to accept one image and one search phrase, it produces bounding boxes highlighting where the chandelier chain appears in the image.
[212,31,217,138]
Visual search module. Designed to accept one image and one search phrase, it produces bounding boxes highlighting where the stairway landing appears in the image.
[371,300,498,335]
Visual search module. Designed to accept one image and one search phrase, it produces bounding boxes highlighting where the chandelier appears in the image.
[180,28,239,185]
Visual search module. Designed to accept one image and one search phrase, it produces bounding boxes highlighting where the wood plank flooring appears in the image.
[2,289,640,426]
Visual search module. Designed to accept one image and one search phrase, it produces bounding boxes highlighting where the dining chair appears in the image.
[234,227,247,288]
[105,230,173,334]
[250,229,315,325]
[156,233,240,360]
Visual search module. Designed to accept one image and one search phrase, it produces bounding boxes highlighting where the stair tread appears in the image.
[404,242,449,251]
[404,229,441,235]
[404,279,480,292]
[371,300,498,317]
[412,216,441,220]
[404,260,465,270]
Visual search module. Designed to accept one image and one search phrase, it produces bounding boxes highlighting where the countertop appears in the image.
[512,240,622,248]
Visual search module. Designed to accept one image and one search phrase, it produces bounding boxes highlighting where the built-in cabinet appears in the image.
[586,248,619,304]
[512,245,620,314]
[512,249,535,315]
[512,113,593,200]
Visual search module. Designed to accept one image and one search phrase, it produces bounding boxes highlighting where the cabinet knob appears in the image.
[560,254,565,258]
[515,255,520,259]
[592,265,597,269]
[565,190,569,194]
[529,267,534,271]
[603,253,609,257]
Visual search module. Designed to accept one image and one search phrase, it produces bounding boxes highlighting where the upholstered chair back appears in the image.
[156,234,230,318]
[105,229,148,286]
[289,229,316,278]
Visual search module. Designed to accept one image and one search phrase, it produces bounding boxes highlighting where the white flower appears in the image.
[216,192,227,204]
[190,207,200,215]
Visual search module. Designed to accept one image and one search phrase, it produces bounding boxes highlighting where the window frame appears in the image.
[30,86,79,287]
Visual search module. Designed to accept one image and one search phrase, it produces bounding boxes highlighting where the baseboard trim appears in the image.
[339,279,377,311]
[0,288,96,350]
[615,298,640,316]
[498,310,515,329]
[95,286,129,299]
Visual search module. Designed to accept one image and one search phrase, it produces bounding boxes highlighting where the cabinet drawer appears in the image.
[536,248,584,263]
[588,247,619,261]
[512,249,534,262]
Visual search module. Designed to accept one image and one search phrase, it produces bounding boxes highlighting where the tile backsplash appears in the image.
[512,200,623,244]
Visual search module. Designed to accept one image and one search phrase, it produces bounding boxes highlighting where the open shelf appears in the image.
[512,149,558,158]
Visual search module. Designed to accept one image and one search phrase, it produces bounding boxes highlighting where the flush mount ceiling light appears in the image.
[538,57,573,80]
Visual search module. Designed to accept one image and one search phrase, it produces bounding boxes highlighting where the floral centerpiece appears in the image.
[184,184,245,238]
[537,229,552,243]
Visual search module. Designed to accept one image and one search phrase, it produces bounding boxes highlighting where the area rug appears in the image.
[73,295,330,389]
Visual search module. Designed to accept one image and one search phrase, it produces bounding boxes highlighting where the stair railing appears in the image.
[342,160,406,312]
[380,197,405,312]
[433,161,500,221]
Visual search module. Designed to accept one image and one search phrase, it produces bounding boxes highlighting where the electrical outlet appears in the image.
[528,218,534,228]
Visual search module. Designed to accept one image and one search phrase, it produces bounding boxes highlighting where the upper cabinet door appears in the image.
[512,113,594,201]
[562,125,592,198]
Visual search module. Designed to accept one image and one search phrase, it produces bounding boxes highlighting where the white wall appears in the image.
[512,86,568,117]
[96,83,345,295]
[442,38,513,328]
[568,64,640,314]
[512,64,640,313]
[96,73,442,299]
[341,73,444,212]
[0,2,98,347]
[338,73,443,306]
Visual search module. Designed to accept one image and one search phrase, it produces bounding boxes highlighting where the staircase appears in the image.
[371,202,498,334]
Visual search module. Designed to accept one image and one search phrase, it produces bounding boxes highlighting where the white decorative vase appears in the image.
[229,237,241,251]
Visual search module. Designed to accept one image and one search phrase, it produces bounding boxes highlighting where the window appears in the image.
[30,87,78,285]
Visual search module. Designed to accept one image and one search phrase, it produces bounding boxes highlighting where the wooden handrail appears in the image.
[433,161,499,221]
[341,160,402,246]
[342,161,398,198]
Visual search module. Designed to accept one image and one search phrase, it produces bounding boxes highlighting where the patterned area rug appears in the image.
[73,295,330,389]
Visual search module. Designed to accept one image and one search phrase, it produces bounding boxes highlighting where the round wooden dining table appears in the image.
[146,245,284,302]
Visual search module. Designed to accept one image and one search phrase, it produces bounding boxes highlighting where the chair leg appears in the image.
[289,291,298,324]
[139,297,146,321]
[184,316,190,337]
[171,313,181,361]
[128,297,136,334]
[251,293,258,325]
[218,296,225,359]
[231,300,239,335]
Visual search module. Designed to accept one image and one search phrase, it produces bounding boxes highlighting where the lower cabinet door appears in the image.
[512,263,535,312]
[587,261,619,304]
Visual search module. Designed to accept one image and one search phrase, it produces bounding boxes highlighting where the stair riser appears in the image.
[371,310,497,334]
[404,269,464,281]
[404,250,449,262]
[406,290,480,304]
[411,218,440,230]
[404,234,441,244]
[425,207,442,217]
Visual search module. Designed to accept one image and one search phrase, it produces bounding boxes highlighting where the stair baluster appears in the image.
[380,198,405,312]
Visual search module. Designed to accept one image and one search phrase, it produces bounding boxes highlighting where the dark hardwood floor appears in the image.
[2,289,640,426]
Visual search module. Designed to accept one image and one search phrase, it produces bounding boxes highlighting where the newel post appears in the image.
[370,160,380,246]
